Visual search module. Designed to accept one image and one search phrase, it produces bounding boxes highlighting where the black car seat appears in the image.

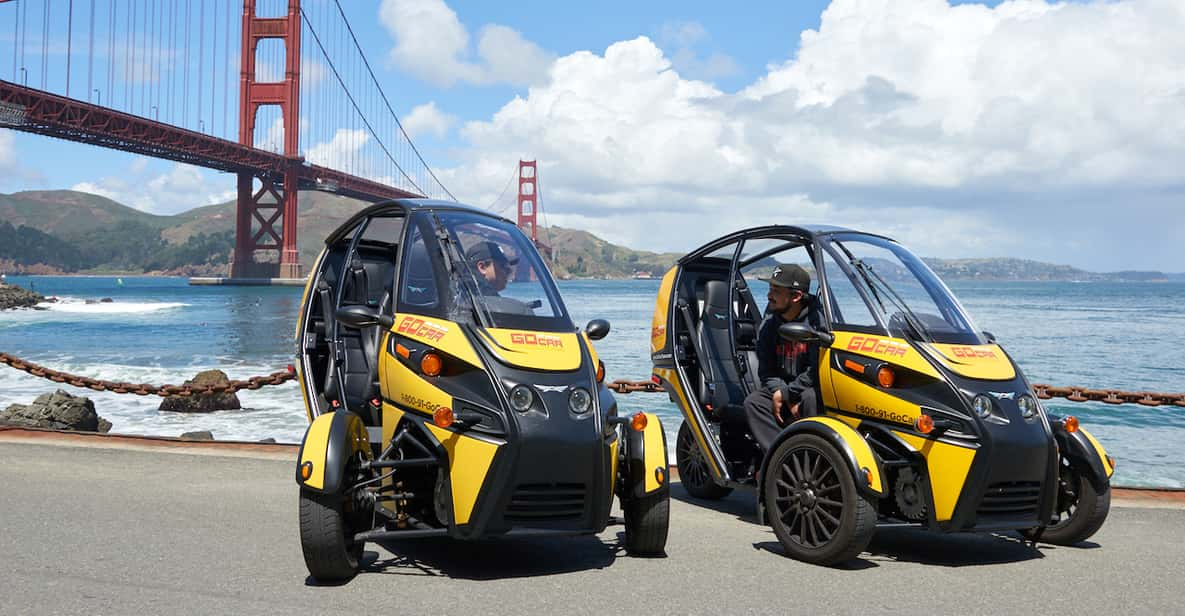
[733,277,763,393]
[336,258,381,424]
[696,280,748,417]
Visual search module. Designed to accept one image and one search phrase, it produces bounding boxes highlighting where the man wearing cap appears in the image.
[465,240,518,295]
[743,263,822,455]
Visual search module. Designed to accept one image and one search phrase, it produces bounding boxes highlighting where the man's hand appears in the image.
[772,389,784,424]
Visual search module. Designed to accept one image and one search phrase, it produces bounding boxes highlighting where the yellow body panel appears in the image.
[382,353,453,417]
[299,413,335,490]
[479,329,582,371]
[423,422,501,525]
[609,436,620,491]
[650,267,678,355]
[297,248,329,424]
[654,367,722,478]
[391,313,482,368]
[640,413,667,493]
[582,332,600,370]
[817,348,838,408]
[299,411,369,491]
[831,371,922,427]
[830,331,941,378]
[797,416,883,494]
[894,431,978,522]
[1080,428,1114,478]
[925,343,1016,381]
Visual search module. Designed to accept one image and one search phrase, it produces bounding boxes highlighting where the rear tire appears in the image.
[623,489,670,556]
[763,433,876,566]
[1024,463,1110,545]
[677,421,733,500]
[299,488,365,582]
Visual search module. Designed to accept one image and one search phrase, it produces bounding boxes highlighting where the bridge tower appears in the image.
[517,160,537,242]
[232,0,302,279]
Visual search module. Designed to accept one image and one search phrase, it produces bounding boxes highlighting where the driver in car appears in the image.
[466,240,517,295]
[743,264,822,455]
[466,240,534,315]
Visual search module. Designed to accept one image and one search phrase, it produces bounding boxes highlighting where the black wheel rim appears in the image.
[772,445,843,548]
[677,425,713,490]
[1048,458,1081,530]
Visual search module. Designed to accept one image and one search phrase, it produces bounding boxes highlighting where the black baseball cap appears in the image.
[466,240,519,266]
[760,263,810,292]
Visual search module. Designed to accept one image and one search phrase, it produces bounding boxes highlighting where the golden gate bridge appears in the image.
[0,0,482,280]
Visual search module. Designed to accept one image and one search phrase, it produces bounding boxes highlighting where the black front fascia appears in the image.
[446,325,612,539]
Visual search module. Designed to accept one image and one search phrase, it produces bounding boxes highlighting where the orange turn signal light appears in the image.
[597,361,606,384]
[630,412,648,432]
[395,343,410,359]
[915,413,934,434]
[433,406,455,428]
[299,461,313,481]
[844,359,866,374]
[421,352,443,377]
[1107,455,1116,469]
[861,467,873,486]
[877,365,896,388]
[655,467,666,485]
[1063,415,1079,433]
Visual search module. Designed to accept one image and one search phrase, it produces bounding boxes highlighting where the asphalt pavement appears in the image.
[0,438,1181,615]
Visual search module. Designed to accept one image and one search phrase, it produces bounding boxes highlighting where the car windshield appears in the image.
[433,211,574,332]
[825,234,985,345]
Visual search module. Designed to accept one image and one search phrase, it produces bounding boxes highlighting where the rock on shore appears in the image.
[158,370,242,413]
[0,390,113,432]
[0,282,46,310]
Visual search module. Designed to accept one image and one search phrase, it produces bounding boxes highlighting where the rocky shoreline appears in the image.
[0,281,46,310]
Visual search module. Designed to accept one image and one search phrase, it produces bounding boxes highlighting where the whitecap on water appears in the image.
[36,298,188,314]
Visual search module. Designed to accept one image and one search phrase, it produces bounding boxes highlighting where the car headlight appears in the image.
[568,387,592,414]
[509,385,534,412]
[1018,394,1039,420]
[972,394,993,419]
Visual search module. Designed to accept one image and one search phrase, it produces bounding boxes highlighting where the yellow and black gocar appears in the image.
[651,225,1112,565]
[293,200,669,581]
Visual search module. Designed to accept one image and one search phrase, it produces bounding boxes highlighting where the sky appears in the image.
[1,0,1183,273]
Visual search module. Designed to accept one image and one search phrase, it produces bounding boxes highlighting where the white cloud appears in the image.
[402,102,456,139]
[379,0,553,87]
[305,129,370,171]
[437,1,1185,271]
[0,130,14,168]
[71,162,235,215]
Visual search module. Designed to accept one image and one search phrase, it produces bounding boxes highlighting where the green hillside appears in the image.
[0,189,1180,282]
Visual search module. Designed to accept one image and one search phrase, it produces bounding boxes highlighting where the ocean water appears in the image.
[1,275,1183,488]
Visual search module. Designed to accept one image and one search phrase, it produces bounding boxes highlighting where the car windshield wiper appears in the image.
[850,257,934,343]
[430,215,495,330]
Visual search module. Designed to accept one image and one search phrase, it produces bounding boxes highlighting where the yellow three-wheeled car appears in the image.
[651,225,1112,565]
[293,201,669,581]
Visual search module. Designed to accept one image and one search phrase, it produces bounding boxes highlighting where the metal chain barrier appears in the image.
[608,376,1185,408]
[0,352,296,397]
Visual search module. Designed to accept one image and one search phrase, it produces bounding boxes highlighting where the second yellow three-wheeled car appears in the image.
[650,225,1113,565]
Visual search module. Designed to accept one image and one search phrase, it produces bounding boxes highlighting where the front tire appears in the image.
[763,433,876,566]
[677,421,733,500]
[299,488,365,582]
[1024,462,1110,545]
[623,489,670,556]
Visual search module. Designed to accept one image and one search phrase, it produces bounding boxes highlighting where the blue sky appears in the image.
[1,0,1183,272]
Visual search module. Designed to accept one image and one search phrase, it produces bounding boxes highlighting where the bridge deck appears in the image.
[0,431,1180,615]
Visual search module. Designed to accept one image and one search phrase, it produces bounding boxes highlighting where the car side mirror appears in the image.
[983,331,997,343]
[335,305,395,329]
[777,322,834,347]
[585,318,611,341]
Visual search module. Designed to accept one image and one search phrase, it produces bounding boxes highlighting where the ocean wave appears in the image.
[35,298,188,314]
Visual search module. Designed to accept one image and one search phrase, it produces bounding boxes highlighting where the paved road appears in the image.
[1,439,1181,615]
